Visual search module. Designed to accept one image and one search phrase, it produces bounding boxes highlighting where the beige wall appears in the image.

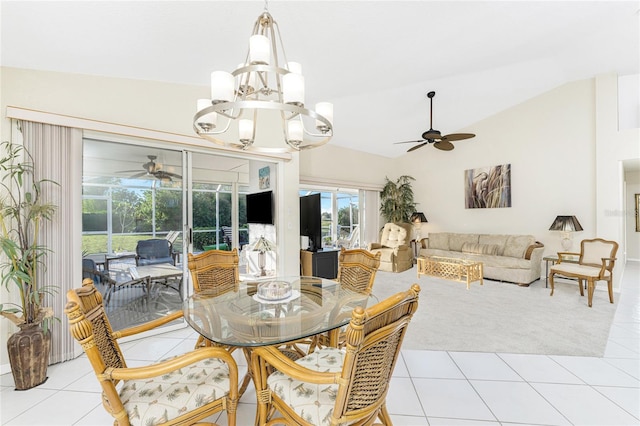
[625,171,640,260]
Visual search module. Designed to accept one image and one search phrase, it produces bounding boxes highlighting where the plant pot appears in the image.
[7,323,51,390]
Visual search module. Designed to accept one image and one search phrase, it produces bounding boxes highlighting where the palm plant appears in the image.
[380,175,417,223]
[0,140,58,328]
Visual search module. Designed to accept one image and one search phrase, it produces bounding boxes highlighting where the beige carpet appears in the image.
[372,267,617,356]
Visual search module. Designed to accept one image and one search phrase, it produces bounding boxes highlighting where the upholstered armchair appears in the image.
[368,222,413,272]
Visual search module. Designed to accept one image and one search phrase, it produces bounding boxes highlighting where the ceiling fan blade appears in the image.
[394,139,426,145]
[407,142,429,152]
[128,171,149,178]
[434,140,455,151]
[158,171,182,179]
[441,133,475,142]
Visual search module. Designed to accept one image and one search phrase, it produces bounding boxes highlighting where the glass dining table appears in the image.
[182,275,378,397]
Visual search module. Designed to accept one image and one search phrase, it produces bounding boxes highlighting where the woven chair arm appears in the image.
[113,310,184,339]
[368,242,383,250]
[106,346,239,382]
[252,346,340,385]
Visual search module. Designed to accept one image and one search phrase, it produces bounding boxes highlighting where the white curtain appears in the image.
[360,189,380,247]
[19,120,83,364]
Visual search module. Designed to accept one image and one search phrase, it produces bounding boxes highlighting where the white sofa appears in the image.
[418,232,544,286]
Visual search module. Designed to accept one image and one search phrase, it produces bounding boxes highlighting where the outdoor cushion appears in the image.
[267,347,345,426]
[119,357,231,426]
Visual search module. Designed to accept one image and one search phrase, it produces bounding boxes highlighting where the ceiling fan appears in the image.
[395,91,475,152]
[121,155,182,181]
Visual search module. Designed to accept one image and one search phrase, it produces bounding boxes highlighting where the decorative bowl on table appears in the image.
[257,280,293,301]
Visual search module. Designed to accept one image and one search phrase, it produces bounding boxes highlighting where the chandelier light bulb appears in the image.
[196,98,217,131]
[210,71,235,103]
[239,119,254,145]
[283,73,305,105]
[249,34,270,64]
[287,120,304,146]
[315,102,333,132]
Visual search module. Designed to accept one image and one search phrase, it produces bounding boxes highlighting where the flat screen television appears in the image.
[246,190,273,225]
[300,193,322,252]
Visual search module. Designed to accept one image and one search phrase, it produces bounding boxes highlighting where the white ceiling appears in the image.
[1,1,638,159]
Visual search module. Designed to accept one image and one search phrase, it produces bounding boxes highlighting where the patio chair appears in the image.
[549,238,618,307]
[65,278,239,426]
[188,249,240,348]
[251,283,421,426]
[136,238,174,266]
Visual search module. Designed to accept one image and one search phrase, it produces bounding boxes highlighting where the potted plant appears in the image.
[0,140,58,390]
[380,175,417,223]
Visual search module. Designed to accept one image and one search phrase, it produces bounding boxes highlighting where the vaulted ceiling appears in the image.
[2,1,638,158]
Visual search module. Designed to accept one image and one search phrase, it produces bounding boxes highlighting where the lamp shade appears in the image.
[549,215,583,232]
[410,212,428,224]
[251,236,276,253]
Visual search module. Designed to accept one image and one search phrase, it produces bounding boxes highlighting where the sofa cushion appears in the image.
[478,234,509,255]
[503,235,535,258]
[449,233,479,251]
[461,242,500,256]
[428,233,450,250]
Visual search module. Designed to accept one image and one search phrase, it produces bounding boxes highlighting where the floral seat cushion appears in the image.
[267,347,345,426]
[118,357,231,426]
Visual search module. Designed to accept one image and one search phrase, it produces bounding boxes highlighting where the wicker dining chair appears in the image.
[310,247,382,351]
[65,278,239,426]
[251,283,421,426]
[188,249,240,349]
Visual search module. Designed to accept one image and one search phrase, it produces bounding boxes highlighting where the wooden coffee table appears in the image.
[417,256,483,289]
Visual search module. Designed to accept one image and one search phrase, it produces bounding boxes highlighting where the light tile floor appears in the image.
[2,262,639,425]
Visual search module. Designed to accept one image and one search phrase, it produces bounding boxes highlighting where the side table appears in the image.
[543,254,580,288]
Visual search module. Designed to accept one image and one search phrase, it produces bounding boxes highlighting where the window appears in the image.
[299,188,359,248]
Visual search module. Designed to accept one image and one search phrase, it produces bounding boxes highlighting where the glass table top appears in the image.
[183,276,377,347]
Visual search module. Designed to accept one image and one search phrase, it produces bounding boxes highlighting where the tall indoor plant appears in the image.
[0,140,58,390]
[380,175,417,223]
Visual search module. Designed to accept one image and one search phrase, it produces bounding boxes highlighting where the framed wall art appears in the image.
[636,194,640,232]
[464,163,511,209]
[259,166,270,189]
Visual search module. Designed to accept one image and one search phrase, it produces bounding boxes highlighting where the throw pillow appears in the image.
[461,242,500,255]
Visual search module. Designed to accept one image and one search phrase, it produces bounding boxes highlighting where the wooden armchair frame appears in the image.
[65,278,238,426]
[549,238,618,307]
[251,284,420,426]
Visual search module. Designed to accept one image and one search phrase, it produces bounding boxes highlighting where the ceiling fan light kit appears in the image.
[396,91,475,153]
[193,7,333,153]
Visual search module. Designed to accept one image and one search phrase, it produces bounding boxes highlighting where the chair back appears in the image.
[379,222,409,248]
[333,284,420,422]
[66,278,128,379]
[336,247,381,294]
[136,238,173,266]
[82,258,100,284]
[188,249,240,294]
[580,238,618,271]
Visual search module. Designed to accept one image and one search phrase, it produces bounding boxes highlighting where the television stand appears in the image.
[300,249,339,279]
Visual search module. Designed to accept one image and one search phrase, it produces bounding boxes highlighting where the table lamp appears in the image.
[251,235,276,276]
[549,215,583,251]
[410,212,428,243]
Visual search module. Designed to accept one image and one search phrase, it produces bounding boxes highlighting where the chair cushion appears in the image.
[379,223,408,248]
[119,357,231,426]
[551,264,610,279]
[267,347,345,426]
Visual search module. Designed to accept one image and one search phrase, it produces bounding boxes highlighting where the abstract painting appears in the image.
[464,163,511,208]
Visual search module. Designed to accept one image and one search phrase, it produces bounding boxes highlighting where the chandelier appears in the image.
[193,8,333,153]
